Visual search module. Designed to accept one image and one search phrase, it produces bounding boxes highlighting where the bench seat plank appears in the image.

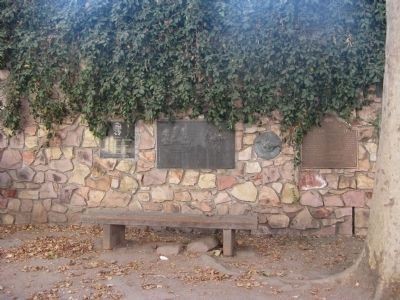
[81,209,258,230]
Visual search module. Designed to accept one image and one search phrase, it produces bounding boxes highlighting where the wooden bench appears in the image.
[81,209,258,256]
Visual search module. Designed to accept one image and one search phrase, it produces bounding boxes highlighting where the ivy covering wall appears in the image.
[0,0,385,140]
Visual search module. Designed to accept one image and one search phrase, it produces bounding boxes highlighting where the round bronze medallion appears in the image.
[254,132,282,160]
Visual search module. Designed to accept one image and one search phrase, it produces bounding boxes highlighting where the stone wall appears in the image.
[0,71,381,235]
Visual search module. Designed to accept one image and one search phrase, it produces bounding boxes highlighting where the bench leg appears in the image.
[223,229,235,257]
[103,224,125,250]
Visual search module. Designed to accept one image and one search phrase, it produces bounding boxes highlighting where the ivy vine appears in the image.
[0,0,386,142]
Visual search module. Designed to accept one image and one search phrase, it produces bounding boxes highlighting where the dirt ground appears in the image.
[0,225,377,299]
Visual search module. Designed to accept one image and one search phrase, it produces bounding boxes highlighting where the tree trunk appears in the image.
[367,0,400,287]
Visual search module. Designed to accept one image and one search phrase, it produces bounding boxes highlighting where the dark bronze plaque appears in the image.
[100,121,135,158]
[157,120,235,169]
[301,116,358,169]
[254,132,282,160]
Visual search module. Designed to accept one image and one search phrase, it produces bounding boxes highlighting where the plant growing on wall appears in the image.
[0,0,385,142]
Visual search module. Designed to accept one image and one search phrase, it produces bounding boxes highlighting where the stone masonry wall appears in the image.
[0,70,382,236]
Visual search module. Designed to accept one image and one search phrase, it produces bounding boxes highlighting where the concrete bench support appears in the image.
[103,224,126,250]
[223,229,235,257]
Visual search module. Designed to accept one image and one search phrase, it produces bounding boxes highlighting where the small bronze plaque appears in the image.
[157,120,235,169]
[301,116,358,169]
[100,121,135,158]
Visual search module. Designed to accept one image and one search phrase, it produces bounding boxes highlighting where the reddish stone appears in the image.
[1,189,17,198]
[142,169,168,186]
[343,191,365,207]
[323,195,344,207]
[310,207,333,219]
[299,171,327,190]
[22,151,36,165]
[0,149,22,169]
[216,175,237,190]
[300,191,323,207]
[262,166,280,183]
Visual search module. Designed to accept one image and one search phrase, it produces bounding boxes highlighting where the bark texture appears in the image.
[367,0,400,283]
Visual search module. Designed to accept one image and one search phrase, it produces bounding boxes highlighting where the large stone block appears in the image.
[198,174,216,189]
[48,212,67,223]
[267,214,290,229]
[48,159,73,172]
[355,208,370,228]
[216,175,237,190]
[82,129,99,147]
[300,191,323,207]
[187,237,219,253]
[45,147,62,160]
[214,191,231,205]
[291,208,320,230]
[230,182,258,202]
[119,176,138,193]
[69,163,91,185]
[86,176,111,191]
[116,160,134,173]
[343,191,365,207]
[258,186,280,207]
[45,170,68,183]
[323,195,343,207]
[356,174,374,189]
[40,182,58,199]
[181,170,199,186]
[1,214,14,225]
[229,202,250,215]
[75,148,93,166]
[281,183,300,204]
[102,190,131,207]
[168,169,184,184]
[87,190,105,207]
[138,121,155,150]
[62,126,84,147]
[262,166,280,183]
[13,166,35,182]
[9,132,24,149]
[0,149,22,169]
[245,162,261,174]
[142,169,168,186]
[151,186,174,202]
[299,171,327,190]
[32,202,47,223]
[0,172,11,188]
